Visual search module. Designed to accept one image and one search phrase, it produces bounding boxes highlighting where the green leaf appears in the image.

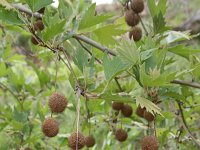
[147,0,168,34]
[167,45,200,59]
[73,47,89,72]
[93,24,126,46]
[147,0,167,18]
[116,39,140,66]
[25,0,53,12]
[58,0,73,19]
[153,12,168,34]
[136,96,163,116]
[140,64,177,87]
[162,31,191,44]
[78,3,111,30]
[42,19,66,41]
[103,55,128,81]
[99,93,135,103]
[0,62,7,77]
[164,92,186,101]
[0,0,13,10]
[0,6,23,25]
[28,61,50,87]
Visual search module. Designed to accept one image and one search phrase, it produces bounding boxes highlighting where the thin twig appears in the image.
[176,100,200,147]
[0,83,23,110]
[76,87,82,150]
[137,14,148,36]
[76,39,102,64]
[114,78,123,92]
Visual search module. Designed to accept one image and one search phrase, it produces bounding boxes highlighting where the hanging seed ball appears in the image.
[115,129,128,142]
[38,7,45,14]
[85,135,96,148]
[42,117,59,137]
[31,36,39,45]
[136,106,146,118]
[141,135,159,150]
[125,9,140,27]
[68,132,85,150]
[121,104,133,117]
[131,0,144,13]
[144,111,155,122]
[112,102,124,111]
[34,20,44,31]
[129,26,142,41]
[48,92,68,113]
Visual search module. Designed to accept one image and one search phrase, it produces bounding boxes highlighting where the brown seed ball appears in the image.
[48,92,68,113]
[125,9,140,27]
[31,36,39,45]
[115,129,128,142]
[131,0,144,13]
[34,20,44,31]
[85,135,95,148]
[42,117,59,137]
[129,26,142,41]
[136,106,146,118]
[112,102,124,111]
[144,111,155,122]
[141,135,159,150]
[38,7,45,14]
[121,104,133,117]
[68,132,85,150]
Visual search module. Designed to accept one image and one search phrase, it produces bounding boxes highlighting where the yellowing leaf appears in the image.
[136,96,163,116]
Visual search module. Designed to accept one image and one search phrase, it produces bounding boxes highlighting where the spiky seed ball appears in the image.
[144,111,155,122]
[31,36,39,45]
[129,26,142,41]
[125,10,140,27]
[115,129,128,142]
[131,0,144,13]
[42,117,59,137]
[141,135,159,150]
[34,20,44,31]
[136,106,146,118]
[121,104,133,117]
[38,7,45,14]
[112,102,124,111]
[85,135,95,148]
[48,92,68,113]
[68,132,85,150]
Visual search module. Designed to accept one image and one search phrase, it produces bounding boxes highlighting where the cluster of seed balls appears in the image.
[112,102,132,142]
[125,0,144,41]
[41,92,96,149]
[112,101,158,149]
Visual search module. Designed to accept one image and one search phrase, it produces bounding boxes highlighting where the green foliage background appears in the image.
[0,0,200,150]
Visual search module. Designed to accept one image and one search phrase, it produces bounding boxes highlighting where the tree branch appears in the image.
[73,34,117,56]
[12,4,42,19]
[171,79,200,89]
